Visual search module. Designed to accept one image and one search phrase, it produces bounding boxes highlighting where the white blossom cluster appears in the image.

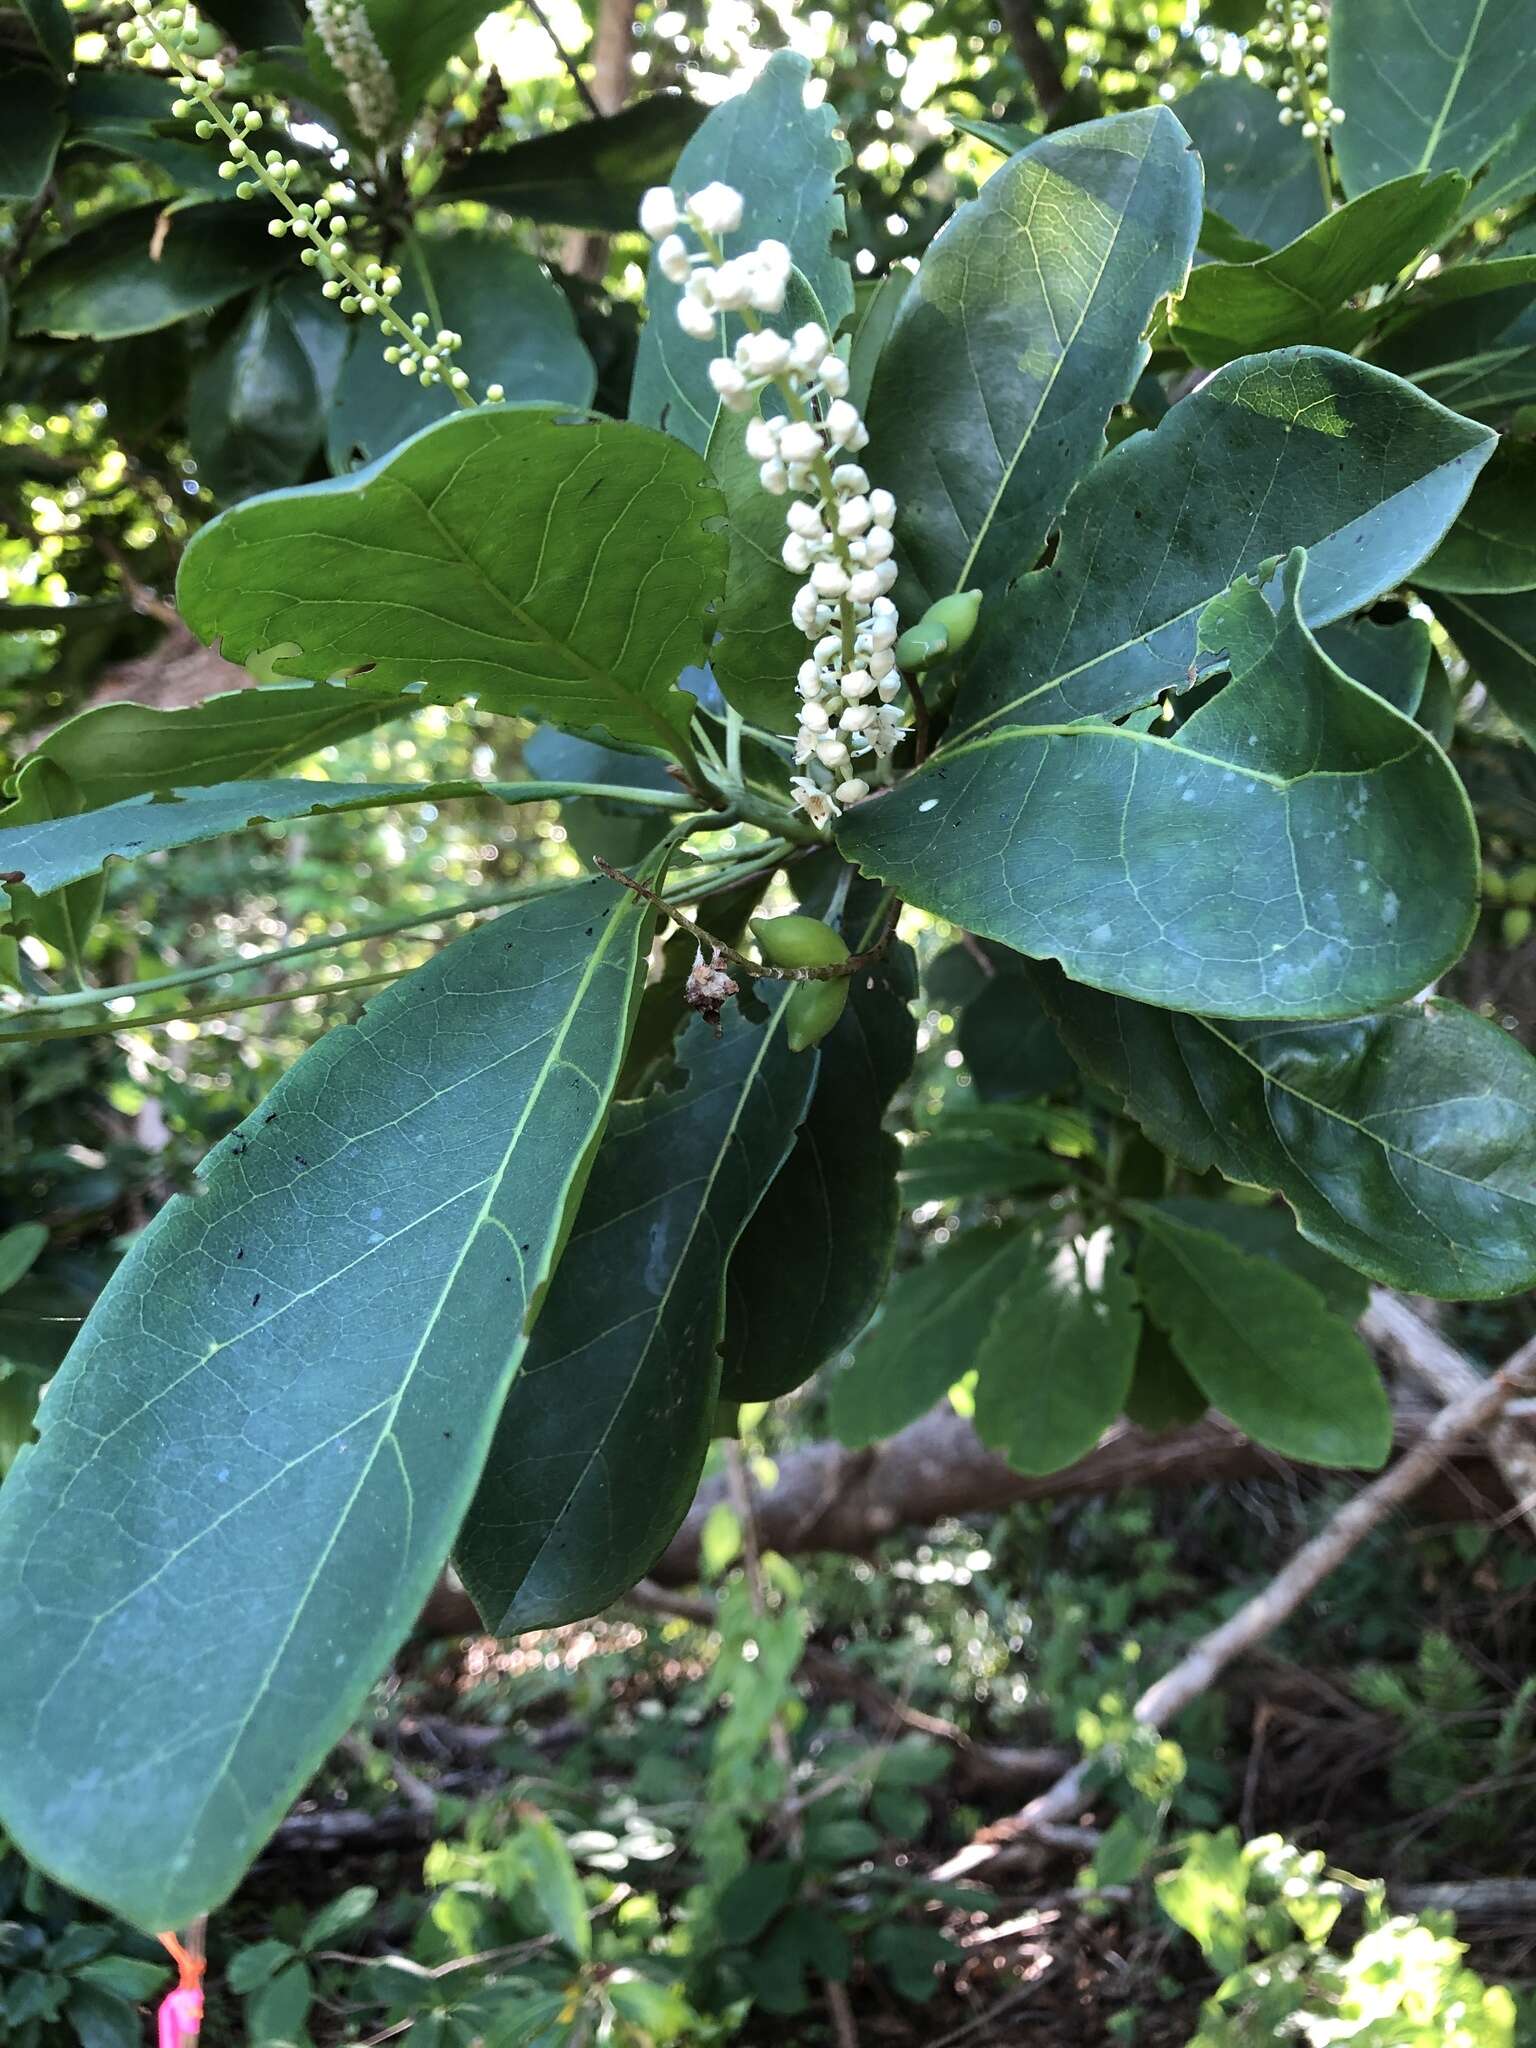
[641,182,908,831]
[305,0,397,144]
[1262,0,1345,135]
[118,2,500,403]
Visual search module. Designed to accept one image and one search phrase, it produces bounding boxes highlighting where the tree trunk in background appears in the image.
[996,0,1069,122]
[562,0,637,278]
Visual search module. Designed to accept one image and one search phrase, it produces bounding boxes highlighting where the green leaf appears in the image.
[1168,173,1465,368]
[226,1940,295,1994]
[971,1227,1140,1474]
[519,1815,591,1961]
[189,279,348,503]
[720,898,917,1403]
[16,199,288,340]
[1130,1205,1391,1467]
[456,995,818,1634]
[0,871,663,1928]
[64,73,230,193]
[716,1860,799,1944]
[9,681,404,812]
[20,0,74,76]
[841,554,1478,1021]
[301,1884,378,1950]
[630,50,852,455]
[1124,1323,1207,1432]
[325,232,593,472]
[896,1126,1075,1207]
[1149,1199,1369,1320]
[957,970,1075,1101]
[1172,74,1325,252]
[827,1227,1026,1446]
[246,1959,313,2048]
[1369,280,1536,421]
[0,1225,47,1299]
[865,108,1201,611]
[1436,589,1536,748]
[1330,0,1536,197]
[1459,105,1536,223]
[1415,438,1536,593]
[948,348,1494,739]
[0,67,66,202]
[1315,611,1432,717]
[73,1959,169,2003]
[846,267,912,413]
[0,758,101,972]
[429,96,708,231]
[1370,282,1536,421]
[1038,967,1536,1299]
[64,1983,141,2048]
[177,406,724,760]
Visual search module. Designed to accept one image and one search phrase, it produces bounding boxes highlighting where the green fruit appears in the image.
[1481,864,1508,905]
[751,913,849,969]
[1507,865,1536,907]
[1502,906,1533,948]
[894,587,984,670]
[785,974,849,1052]
[184,21,224,55]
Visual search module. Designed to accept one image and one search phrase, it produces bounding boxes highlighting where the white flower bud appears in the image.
[760,458,790,495]
[863,526,894,563]
[877,675,902,702]
[818,354,850,397]
[779,420,824,465]
[816,737,850,769]
[813,633,842,664]
[847,568,884,605]
[686,268,718,308]
[836,495,871,536]
[782,533,815,573]
[709,358,751,407]
[657,233,692,283]
[868,646,897,680]
[811,560,849,597]
[710,258,752,311]
[840,704,874,732]
[737,329,794,378]
[798,660,824,696]
[825,400,869,451]
[867,488,896,527]
[792,584,823,627]
[832,463,870,494]
[677,297,716,341]
[686,181,744,235]
[639,186,679,239]
[840,669,876,700]
[746,240,791,313]
[836,777,870,803]
[874,559,899,593]
[799,699,831,732]
[744,415,780,461]
[790,322,828,371]
[786,500,825,538]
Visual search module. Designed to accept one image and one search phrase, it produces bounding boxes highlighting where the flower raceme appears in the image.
[640,182,911,832]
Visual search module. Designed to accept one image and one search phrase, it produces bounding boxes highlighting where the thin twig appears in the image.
[592,855,897,982]
[521,0,601,116]
[934,1330,1536,1880]
[824,1975,860,2048]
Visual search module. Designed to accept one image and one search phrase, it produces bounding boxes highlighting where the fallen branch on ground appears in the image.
[933,1330,1536,1881]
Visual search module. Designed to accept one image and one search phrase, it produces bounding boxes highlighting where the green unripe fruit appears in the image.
[185,20,224,55]
[1481,864,1508,905]
[751,914,849,970]
[1502,906,1532,948]
[785,974,850,1052]
[1507,865,1536,907]
[894,587,984,671]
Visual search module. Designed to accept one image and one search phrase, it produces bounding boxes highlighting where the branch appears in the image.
[995,0,1069,120]
[935,1330,1536,1880]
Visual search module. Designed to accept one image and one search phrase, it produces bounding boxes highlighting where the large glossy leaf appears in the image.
[720,895,917,1404]
[1460,105,1536,223]
[430,96,707,231]
[1315,613,1431,717]
[0,775,676,900]
[971,1227,1140,1475]
[0,871,662,1928]
[1436,590,1536,748]
[456,995,817,1633]
[1415,440,1536,594]
[827,1226,1027,1447]
[325,233,593,472]
[1330,0,1536,198]
[16,200,287,340]
[1131,1206,1390,1467]
[19,0,74,76]
[1038,967,1536,1299]
[948,349,1493,740]
[189,279,349,503]
[0,66,66,201]
[1172,74,1325,253]
[1149,1198,1368,1320]
[841,555,1478,1020]
[865,108,1201,612]
[177,406,725,759]
[6,682,402,811]
[1168,173,1465,368]
[630,51,852,455]
[1369,284,1536,421]
[958,968,1075,1101]
[64,73,229,193]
